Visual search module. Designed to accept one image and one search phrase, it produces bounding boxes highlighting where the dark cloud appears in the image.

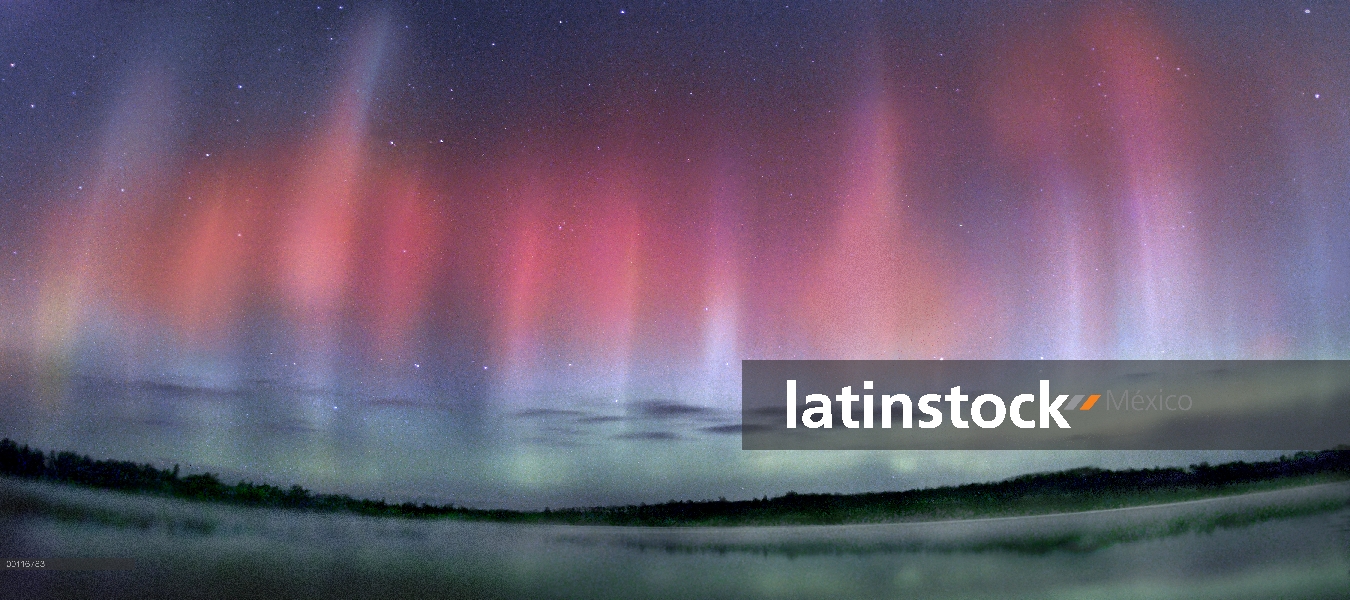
[614,431,680,441]
[77,376,355,405]
[81,377,241,401]
[635,400,714,418]
[515,408,588,419]
[747,406,783,418]
[579,415,623,424]
[701,424,742,435]
[523,436,586,448]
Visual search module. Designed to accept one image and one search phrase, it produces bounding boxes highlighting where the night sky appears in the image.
[1,2,1348,508]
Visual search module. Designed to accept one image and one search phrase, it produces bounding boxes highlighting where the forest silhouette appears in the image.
[3,438,1348,526]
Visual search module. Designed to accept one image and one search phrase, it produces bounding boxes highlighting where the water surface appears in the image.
[3,479,1348,599]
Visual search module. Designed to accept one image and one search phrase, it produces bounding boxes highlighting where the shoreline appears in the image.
[4,475,1348,555]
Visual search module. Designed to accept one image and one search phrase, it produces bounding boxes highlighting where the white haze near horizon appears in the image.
[0,373,1293,510]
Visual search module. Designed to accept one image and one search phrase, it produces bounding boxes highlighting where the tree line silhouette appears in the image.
[2,438,1348,526]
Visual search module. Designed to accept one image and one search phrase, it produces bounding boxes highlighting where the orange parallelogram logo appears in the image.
[1066,394,1101,411]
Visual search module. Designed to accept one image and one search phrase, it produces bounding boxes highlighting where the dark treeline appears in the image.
[2,438,1348,526]
[0,438,458,519]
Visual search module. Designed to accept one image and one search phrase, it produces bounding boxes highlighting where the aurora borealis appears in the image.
[1,2,1347,508]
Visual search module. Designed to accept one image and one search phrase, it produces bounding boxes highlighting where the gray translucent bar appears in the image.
[741,360,1350,450]
[4,558,135,570]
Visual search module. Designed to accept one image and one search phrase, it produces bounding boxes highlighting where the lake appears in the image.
[3,478,1348,599]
